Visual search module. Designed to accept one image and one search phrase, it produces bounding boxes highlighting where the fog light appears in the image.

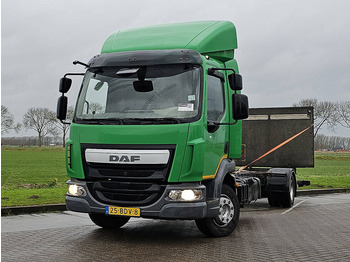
[67,184,86,196]
[168,189,202,201]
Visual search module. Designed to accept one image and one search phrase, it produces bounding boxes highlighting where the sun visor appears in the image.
[88,49,203,68]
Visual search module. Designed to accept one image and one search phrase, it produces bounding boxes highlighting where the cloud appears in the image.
[2,0,350,137]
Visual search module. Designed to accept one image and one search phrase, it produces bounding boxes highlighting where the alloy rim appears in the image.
[214,194,234,227]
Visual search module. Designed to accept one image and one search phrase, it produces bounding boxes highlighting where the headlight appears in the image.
[168,189,202,201]
[67,184,86,197]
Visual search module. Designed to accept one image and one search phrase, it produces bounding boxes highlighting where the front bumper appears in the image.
[66,180,219,220]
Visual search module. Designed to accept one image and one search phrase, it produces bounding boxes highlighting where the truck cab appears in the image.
[57,21,311,237]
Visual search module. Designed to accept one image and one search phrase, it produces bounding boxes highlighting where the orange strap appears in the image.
[237,124,313,172]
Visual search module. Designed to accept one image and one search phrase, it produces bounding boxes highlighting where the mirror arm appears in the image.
[73,60,89,67]
[218,120,238,125]
[63,73,85,78]
[60,120,71,125]
[208,67,236,74]
[208,120,238,126]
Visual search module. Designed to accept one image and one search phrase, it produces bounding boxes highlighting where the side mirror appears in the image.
[59,77,72,93]
[228,73,243,91]
[133,80,154,92]
[232,94,249,120]
[57,96,68,120]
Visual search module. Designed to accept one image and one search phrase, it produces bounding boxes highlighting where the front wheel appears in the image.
[196,184,240,237]
[89,213,130,229]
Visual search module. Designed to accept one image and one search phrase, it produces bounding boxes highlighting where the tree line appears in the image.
[1,105,73,147]
[1,136,61,147]
[1,99,349,148]
[315,134,350,151]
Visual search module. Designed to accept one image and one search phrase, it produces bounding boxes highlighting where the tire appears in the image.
[89,213,130,229]
[281,174,296,208]
[195,184,240,237]
[268,174,296,208]
[267,192,280,207]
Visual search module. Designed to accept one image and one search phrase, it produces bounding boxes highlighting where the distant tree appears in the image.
[89,102,104,114]
[53,106,74,147]
[23,107,56,147]
[336,101,350,128]
[1,105,21,134]
[315,134,350,150]
[49,126,60,145]
[293,99,337,137]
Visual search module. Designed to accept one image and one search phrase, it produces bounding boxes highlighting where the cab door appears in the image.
[202,73,229,179]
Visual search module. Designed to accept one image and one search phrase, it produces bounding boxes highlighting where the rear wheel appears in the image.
[196,184,240,237]
[268,174,296,208]
[267,192,279,207]
[89,213,130,229]
[281,174,296,207]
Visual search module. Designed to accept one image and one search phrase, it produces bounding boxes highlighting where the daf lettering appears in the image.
[109,155,140,162]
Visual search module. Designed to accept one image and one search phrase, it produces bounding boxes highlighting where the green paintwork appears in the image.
[102,21,237,62]
[67,123,192,182]
[225,58,243,159]
[202,59,229,178]
[67,21,243,183]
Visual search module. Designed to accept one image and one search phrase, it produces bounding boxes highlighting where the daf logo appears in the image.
[109,155,141,163]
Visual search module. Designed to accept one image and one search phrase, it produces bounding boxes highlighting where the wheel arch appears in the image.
[203,158,236,200]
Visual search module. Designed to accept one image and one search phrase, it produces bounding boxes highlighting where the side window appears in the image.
[207,75,225,122]
[82,79,108,115]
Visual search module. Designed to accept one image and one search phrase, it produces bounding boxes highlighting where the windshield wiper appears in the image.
[126,118,181,124]
[77,117,183,125]
[79,118,124,125]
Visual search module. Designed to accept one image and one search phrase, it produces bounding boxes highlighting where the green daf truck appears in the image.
[57,21,313,237]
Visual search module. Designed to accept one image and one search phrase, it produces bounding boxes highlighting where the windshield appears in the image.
[75,64,202,124]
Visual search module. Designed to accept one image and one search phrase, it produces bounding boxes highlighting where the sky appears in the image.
[1,0,350,137]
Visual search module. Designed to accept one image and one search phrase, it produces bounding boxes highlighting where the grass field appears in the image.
[1,147,350,207]
[1,146,67,207]
[297,152,350,189]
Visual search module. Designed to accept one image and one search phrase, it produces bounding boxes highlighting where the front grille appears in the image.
[87,181,165,206]
[81,144,175,206]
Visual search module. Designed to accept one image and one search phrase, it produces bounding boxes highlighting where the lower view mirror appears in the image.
[57,96,68,120]
[232,94,249,120]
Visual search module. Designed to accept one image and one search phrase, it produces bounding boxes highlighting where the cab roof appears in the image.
[101,21,237,58]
